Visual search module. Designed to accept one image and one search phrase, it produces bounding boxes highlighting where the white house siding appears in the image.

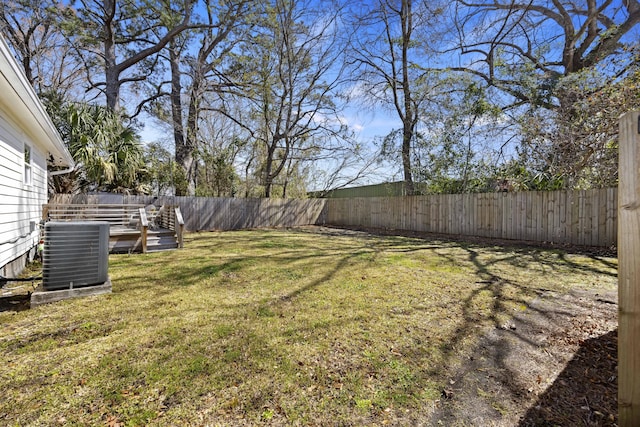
[0,113,48,276]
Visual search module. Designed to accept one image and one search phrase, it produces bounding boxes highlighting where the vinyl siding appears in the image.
[0,113,48,270]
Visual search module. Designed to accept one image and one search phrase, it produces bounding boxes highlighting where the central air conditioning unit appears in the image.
[42,221,109,291]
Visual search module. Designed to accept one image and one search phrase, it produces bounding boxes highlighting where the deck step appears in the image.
[108,226,179,253]
[147,243,178,252]
[147,235,178,245]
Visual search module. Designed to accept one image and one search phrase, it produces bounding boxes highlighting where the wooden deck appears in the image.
[43,204,184,253]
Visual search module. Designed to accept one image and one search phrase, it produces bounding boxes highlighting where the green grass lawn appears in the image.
[0,227,617,426]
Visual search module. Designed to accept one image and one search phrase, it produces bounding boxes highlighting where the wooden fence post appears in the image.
[619,111,640,425]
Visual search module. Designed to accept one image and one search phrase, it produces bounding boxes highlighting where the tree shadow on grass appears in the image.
[519,330,617,427]
[0,294,31,312]
[339,225,617,277]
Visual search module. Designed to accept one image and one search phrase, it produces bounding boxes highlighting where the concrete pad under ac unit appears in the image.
[30,278,112,306]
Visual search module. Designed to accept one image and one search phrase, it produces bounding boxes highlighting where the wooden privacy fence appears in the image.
[175,197,326,231]
[50,188,617,247]
[323,188,617,247]
[48,194,327,232]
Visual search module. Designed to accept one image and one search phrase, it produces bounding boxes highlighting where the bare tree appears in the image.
[124,0,248,196]
[348,0,444,194]
[176,0,249,195]
[194,109,248,197]
[0,0,83,97]
[225,0,350,198]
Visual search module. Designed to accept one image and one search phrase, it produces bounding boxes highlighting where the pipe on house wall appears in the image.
[49,162,82,176]
[49,166,74,176]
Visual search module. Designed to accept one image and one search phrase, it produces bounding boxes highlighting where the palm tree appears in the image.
[43,92,147,194]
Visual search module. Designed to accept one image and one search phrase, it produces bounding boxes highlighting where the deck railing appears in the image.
[139,207,149,253]
[43,203,144,228]
[138,205,184,250]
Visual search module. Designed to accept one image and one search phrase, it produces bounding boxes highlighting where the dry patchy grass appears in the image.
[0,227,617,426]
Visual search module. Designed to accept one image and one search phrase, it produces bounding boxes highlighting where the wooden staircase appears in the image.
[146,228,180,252]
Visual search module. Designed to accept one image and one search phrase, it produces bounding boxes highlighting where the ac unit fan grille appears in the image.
[43,222,109,290]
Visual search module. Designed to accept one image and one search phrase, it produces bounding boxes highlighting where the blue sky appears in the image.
[135,0,640,191]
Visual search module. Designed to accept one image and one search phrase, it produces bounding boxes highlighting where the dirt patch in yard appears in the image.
[430,287,617,426]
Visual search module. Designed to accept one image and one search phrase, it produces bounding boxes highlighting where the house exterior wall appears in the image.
[0,113,48,276]
[0,35,72,277]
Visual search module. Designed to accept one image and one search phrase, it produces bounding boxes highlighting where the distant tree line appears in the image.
[2,0,638,197]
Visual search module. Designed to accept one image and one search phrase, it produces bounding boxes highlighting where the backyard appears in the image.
[0,227,618,426]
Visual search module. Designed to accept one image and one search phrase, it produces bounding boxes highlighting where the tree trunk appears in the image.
[169,39,188,196]
[263,147,274,198]
[401,122,414,194]
[21,55,34,87]
[244,150,254,198]
[401,0,414,195]
[263,136,291,198]
[283,156,294,199]
[176,53,204,196]
[103,0,119,111]
[178,75,201,196]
